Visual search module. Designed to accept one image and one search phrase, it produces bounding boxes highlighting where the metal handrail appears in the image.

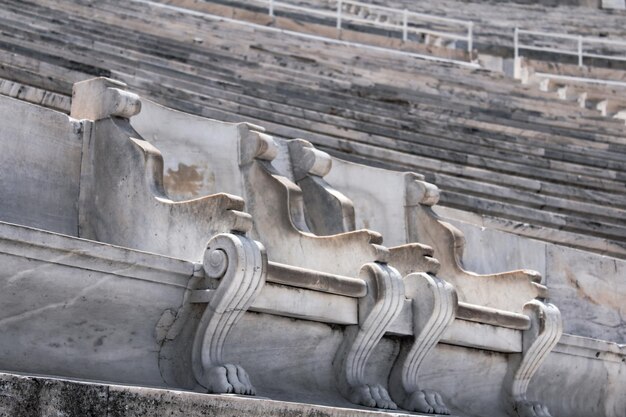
[514,27,626,68]
[264,0,474,57]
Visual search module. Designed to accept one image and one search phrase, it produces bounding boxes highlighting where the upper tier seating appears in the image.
[319,0,626,54]
[0,0,625,259]
[159,0,626,57]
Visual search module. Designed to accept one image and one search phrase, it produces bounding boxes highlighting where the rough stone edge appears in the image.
[0,371,435,417]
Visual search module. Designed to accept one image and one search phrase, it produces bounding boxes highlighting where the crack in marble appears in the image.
[0,276,112,327]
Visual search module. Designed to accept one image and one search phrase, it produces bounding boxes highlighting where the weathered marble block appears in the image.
[0,220,193,387]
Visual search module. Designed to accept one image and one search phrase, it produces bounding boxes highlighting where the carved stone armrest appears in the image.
[389,272,457,414]
[406,176,547,313]
[334,262,405,410]
[388,243,441,276]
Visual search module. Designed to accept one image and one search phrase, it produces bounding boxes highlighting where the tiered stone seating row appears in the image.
[1,0,625,257]
[177,0,626,52]
[324,0,626,55]
[519,58,626,123]
[151,0,626,65]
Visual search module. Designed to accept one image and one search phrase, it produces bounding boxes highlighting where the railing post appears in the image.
[402,9,408,42]
[269,0,274,17]
[578,35,583,67]
[514,27,519,60]
[337,0,342,30]
[468,21,473,56]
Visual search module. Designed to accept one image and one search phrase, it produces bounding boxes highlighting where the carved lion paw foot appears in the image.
[205,364,256,395]
[404,389,450,414]
[349,384,397,410]
[515,400,552,417]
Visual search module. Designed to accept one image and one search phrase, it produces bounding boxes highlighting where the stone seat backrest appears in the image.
[311,150,547,314]
[0,95,83,236]
[68,78,253,262]
[131,98,388,277]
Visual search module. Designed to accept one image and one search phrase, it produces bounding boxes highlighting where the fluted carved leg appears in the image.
[334,262,405,409]
[389,272,457,414]
[506,300,562,417]
[192,233,267,395]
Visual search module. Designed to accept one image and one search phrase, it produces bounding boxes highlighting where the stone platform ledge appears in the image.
[0,372,445,417]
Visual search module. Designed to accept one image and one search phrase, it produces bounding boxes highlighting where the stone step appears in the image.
[1,16,620,171]
[0,371,439,417]
[0,77,70,112]
[436,205,626,260]
[330,150,626,258]
[12,0,616,133]
[441,190,626,243]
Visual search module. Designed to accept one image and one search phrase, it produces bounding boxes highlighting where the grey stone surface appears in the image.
[0,371,439,417]
[0,95,82,236]
[602,0,626,9]
[0,220,193,388]
[0,373,108,417]
[529,334,626,417]
[546,246,626,343]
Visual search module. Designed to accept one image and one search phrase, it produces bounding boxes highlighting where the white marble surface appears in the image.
[0,95,82,236]
[131,99,245,200]
[0,221,192,387]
